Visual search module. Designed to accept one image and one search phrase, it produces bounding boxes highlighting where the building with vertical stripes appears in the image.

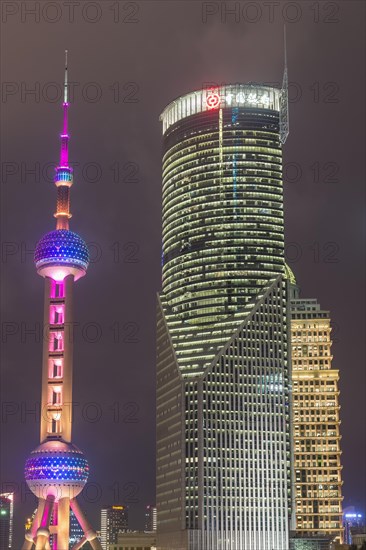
[290,292,343,543]
[145,506,157,532]
[156,83,292,550]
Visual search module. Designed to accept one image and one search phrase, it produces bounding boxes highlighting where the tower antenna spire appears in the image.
[284,24,288,73]
[279,25,289,144]
[61,49,70,152]
[64,48,68,104]
[54,50,73,229]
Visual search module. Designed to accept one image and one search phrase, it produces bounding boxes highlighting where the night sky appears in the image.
[1,1,365,546]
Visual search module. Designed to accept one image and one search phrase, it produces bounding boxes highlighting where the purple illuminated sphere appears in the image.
[25,440,89,500]
[34,229,89,280]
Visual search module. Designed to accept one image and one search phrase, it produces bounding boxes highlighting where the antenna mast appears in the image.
[280,26,289,144]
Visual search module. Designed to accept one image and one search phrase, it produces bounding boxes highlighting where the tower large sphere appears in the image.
[34,229,89,280]
[24,440,89,500]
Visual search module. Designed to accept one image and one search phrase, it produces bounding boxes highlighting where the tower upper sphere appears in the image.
[34,52,90,281]
[34,229,89,280]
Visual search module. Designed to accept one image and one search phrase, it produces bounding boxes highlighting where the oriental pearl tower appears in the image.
[22,52,102,550]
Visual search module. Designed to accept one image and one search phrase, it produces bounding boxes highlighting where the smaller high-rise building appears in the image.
[144,506,157,532]
[290,293,343,543]
[100,505,128,549]
[343,509,365,546]
[0,494,13,550]
[0,493,13,550]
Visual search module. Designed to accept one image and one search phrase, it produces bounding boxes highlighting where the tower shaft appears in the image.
[40,275,74,442]
[55,50,72,231]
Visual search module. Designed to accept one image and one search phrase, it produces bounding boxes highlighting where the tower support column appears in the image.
[22,498,46,550]
[34,494,55,549]
[57,496,70,549]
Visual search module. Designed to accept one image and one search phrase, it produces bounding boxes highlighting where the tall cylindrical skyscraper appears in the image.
[157,83,291,550]
[161,85,285,325]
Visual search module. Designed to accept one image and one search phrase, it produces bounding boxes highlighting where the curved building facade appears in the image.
[157,83,291,550]
[161,84,285,325]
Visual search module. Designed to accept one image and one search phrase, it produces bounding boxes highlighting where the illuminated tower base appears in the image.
[22,52,102,550]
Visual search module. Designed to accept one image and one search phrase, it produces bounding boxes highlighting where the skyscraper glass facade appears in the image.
[157,84,291,550]
[100,505,128,550]
[161,85,285,326]
[145,506,157,532]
